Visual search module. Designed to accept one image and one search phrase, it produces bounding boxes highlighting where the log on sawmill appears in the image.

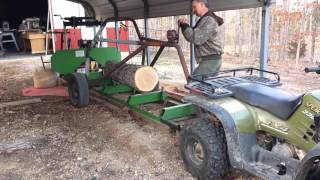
[106,62,159,92]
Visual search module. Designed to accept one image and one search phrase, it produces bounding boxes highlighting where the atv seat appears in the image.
[229,83,302,120]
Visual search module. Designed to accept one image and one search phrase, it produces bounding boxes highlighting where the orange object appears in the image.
[22,87,68,97]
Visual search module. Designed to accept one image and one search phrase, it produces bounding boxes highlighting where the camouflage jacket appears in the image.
[181,12,223,62]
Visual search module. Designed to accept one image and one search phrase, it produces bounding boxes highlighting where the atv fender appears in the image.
[293,143,320,180]
[183,95,253,169]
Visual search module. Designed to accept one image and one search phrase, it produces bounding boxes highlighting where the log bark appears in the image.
[106,62,159,92]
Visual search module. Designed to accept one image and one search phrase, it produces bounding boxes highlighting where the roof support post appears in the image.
[144,18,151,65]
[46,0,56,54]
[108,0,120,50]
[115,20,120,50]
[142,0,151,65]
[190,13,196,74]
[259,0,271,77]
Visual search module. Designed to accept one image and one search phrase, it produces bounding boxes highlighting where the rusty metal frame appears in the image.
[92,17,190,81]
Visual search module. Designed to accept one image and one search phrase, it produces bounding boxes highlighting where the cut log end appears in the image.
[107,62,160,93]
[134,67,159,92]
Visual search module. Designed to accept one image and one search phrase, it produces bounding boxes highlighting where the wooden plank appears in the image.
[0,98,42,108]
[164,86,188,102]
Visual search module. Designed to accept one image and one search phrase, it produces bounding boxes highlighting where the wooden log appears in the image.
[0,98,42,108]
[33,69,58,89]
[106,62,159,92]
[0,136,47,154]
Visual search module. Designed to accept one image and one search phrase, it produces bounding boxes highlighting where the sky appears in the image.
[52,0,85,29]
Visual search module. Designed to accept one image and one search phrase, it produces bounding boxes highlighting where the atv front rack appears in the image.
[185,67,281,99]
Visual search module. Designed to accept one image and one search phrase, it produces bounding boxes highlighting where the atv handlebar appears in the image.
[305,66,320,74]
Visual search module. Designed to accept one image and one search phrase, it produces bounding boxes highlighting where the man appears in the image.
[179,0,224,76]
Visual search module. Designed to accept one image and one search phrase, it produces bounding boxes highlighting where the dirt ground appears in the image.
[0,55,318,180]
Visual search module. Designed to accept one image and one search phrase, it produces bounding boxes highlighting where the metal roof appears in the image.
[68,0,265,20]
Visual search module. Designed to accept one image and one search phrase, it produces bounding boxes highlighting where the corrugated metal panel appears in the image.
[210,0,264,11]
[69,0,264,19]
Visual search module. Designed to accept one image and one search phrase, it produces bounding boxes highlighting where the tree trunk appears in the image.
[253,8,259,58]
[310,12,316,63]
[296,17,308,68]
[257,8,262,59]
[311,31,316,63]
[282,0,290,62]
[234,11,238,55]
[238,11,243,56]
[249,10,254,57]
[295,37,302,68]
[107,62,159,92]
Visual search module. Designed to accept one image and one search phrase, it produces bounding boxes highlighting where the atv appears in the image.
[180,66,320,180]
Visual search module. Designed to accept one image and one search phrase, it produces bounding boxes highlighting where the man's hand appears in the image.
[178,18,190,32]
[178,18,188,25]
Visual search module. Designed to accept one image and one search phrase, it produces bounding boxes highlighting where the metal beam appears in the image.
[108,0,118,18]
[259,0,271,77]
[46,0,56,54]
[142,0,149,18]
[142,0,151,65]
[100,38,139,45]
[115,21,120,50]
[108,0,120,50]
[190,13,196,74]
[144,19,151,65]
[105,45,146,77]
[150,46,165,66]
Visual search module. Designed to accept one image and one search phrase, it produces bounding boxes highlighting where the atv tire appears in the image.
[67,73,89,108]
[306,166,320,180]
[180,118,229,180]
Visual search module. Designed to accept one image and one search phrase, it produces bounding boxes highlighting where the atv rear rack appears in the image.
[185,67,281,99]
